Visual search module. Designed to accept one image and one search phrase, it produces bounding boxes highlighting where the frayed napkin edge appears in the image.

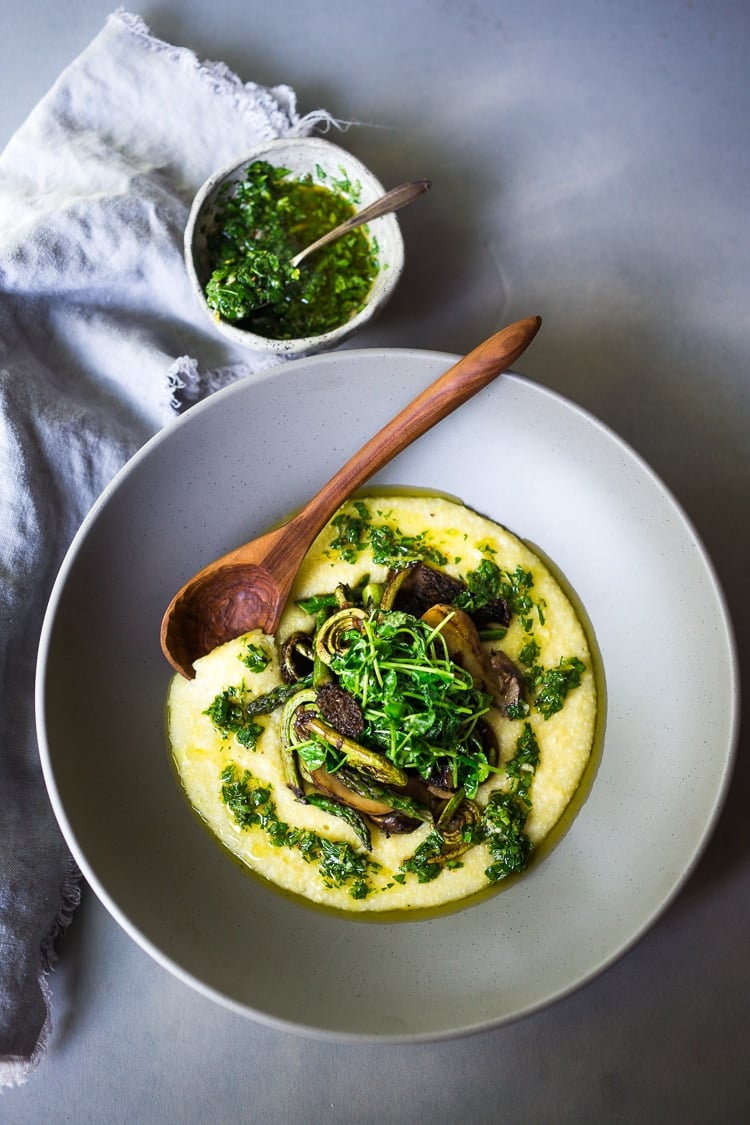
[164,353,287,416]
[0,858,81,1091]
[111,8,355,138]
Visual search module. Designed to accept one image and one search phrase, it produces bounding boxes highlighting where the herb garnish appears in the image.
[482,792,533,881]
[456,559,537,619]
[457,558,583,721]
[397,829,450,883]
[240,642,271,672]
[204,674,311,745]
[395,720,543,888]
[204,160,378,340]
[296,592,341,615]
[482,722,540,882]
[328,608,493,798]
[204,685,264,749]
[527,657,587,719]
[328,501,448,567]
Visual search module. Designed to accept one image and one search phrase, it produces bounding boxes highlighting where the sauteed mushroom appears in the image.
[308,766,427,835]
[469,597,512,631]
[381,561,465,617]
[316,682,365,738]
[309,764,396,818]
[489,650,526,715]
[339,768,432,824]
[421,603,503,701]
[369,809,423,835]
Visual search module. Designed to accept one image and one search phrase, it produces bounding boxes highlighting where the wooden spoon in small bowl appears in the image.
[161,314,542,678]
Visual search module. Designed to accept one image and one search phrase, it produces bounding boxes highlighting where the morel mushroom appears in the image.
[315,682,364,739]
[468,598,512,632]
[381,562,465,617]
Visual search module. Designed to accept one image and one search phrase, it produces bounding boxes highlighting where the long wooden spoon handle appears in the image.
[292,314,541,537]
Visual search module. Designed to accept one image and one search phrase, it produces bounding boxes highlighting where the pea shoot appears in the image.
[329,608,494,799]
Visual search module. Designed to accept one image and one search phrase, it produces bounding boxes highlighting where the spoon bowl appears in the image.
[161,315,542,677]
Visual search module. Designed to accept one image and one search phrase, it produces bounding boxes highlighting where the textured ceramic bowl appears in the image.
[37,350,738,1041]
[185,137,404,356]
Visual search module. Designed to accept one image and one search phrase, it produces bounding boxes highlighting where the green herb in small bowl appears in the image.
[186,138,405,357]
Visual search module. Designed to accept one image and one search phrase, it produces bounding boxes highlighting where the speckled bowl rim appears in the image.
[184,137,405,356]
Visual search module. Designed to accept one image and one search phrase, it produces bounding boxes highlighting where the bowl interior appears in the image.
[185,138,404,356]
[37,350,738,1040]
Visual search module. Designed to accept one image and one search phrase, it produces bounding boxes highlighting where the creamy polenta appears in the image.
[168,495,599,914]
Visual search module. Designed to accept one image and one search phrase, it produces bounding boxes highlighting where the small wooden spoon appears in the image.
[161,314,541,677]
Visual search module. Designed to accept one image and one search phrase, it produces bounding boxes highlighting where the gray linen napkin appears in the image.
[0,9,334,1087]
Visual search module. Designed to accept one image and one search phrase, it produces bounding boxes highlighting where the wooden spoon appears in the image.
[161,314,541,677]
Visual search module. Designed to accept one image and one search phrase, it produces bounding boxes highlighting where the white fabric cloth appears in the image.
[0,9,334,1087]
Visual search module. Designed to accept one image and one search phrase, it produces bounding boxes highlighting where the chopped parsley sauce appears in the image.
[220,764,380,899]
[203,685,264,749]
[328,501,449,568]
[395,723,542,885]
[204,160,378,339]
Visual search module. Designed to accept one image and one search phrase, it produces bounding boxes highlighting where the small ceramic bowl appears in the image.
[185,137,405,357]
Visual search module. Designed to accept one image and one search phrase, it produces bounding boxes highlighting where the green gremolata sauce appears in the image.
[204,160,379,340]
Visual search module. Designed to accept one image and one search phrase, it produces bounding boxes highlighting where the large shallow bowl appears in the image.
[185,137,404,356]
[36,349,738,1041]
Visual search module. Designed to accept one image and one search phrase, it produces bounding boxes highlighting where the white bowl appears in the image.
[185,138,404,356]
[36,349,738,1041]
